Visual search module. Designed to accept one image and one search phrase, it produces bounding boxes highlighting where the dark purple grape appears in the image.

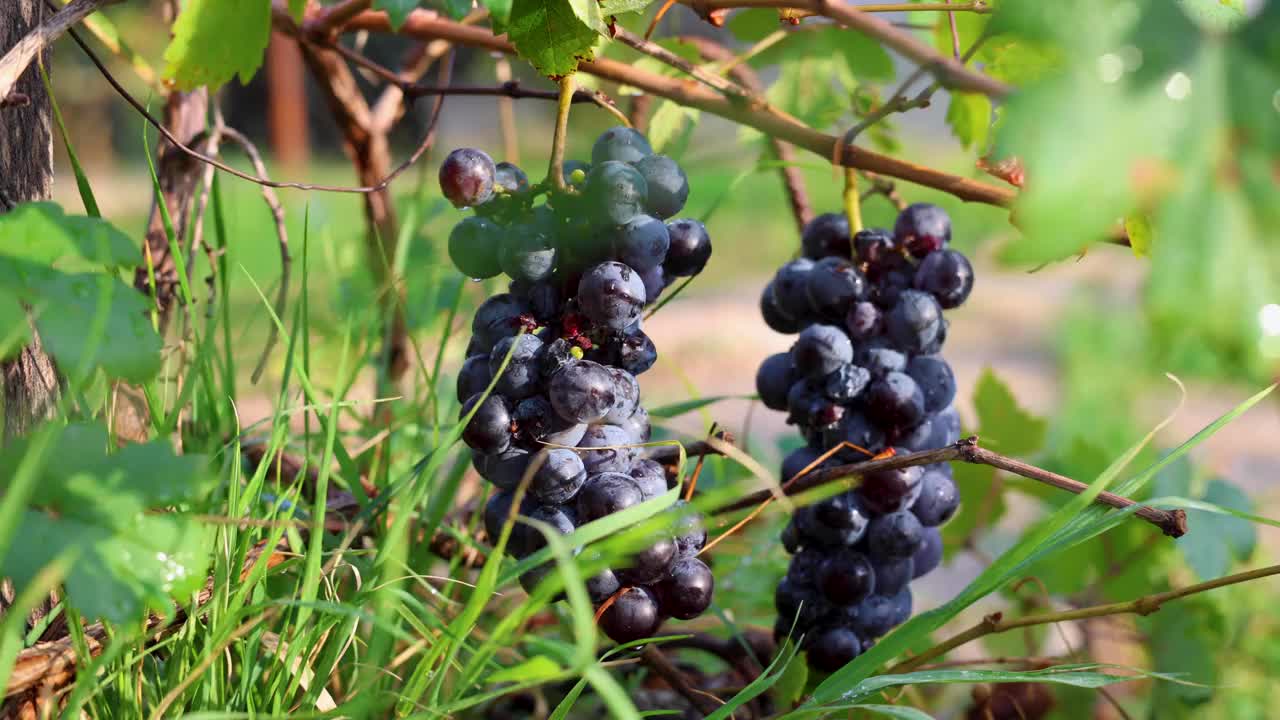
[885,290,944,354]
[484,489,527,548]
[616,328,658,375]
[613,215,670,272]
[460,393,513,454]
[774,576,808,623]
[439,148,496,208]
[549,360,617,425]
[634,154,689,219]
[578,261,646,331]
[530,448,588,504]
[911,466,960,526]
[499,226,557,283]
[471,294,533,351]
[586,567,621,603]
[894,415,939,453]
[494,161,529,193]
[822,411,887,461]
[599,586,662,644]
[853,594,898,639]
[473,447,531,491]
[914,248,974,309]
[859,465,924,514]
[587,161,648,225]
[664,219,712,277]
[933,405,961,445]
[517,502,577,557]
[617,536,676,585]
[602,368,640,425]
[869,555,913,596]
[671,501,706,557]
[761,281,805,334]
[539,338,580,382]
[786,548,824,586]
[592,126,653,165]
[795,505,860,547]
[456,354,493,401]
[807,627,863,672]
[791,324,854,379]
[787,380,841,429]
[805,257,866,322]
[817,549,874,605]
[814,491,870,536]
[888,587,913,625]
[867,511,924,559]
[562,159,591,186]
[618,406,651,445]
[906,355,956,414]
[448,216,504,279]
[577,472,645,523]
[845,301,881,341]
[771,258,816,320]
[871,264,916,310]
[823,363,870,403]
[577,424,636,473]
[511,280,563,324]
[658,557,714,619]
[756,352,795,411]
[894,203,951,258]
[853,228,898,267]
[781,446,825,483]
[857,344,907,379]
[801,213,852,260]
[865,372,927,431]
[489,333,545,400]
[912,527,943,578]
[630,458,668,499]
[781,519,802,553]
[638,265,666,306]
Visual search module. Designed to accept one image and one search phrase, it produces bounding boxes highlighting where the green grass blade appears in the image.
[38,64,99,217]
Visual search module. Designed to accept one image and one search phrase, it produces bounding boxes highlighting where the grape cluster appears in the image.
[757,204,973,672]
[442,127,716,644]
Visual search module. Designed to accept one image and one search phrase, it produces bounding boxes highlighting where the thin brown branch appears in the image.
[890,563,1280,675]
[305,0,373,35]
[0,0,123,102]
[646,431,734,466]
[339,10,1017,206]
[642,646,722,717]
[611,26,753,101]
[712,437,1188,538]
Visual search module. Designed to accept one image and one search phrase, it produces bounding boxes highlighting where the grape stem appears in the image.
[843,168,863,234]
[548,73,576,193]
[712,437,1190,539]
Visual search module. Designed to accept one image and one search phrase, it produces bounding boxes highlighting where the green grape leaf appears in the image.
[163,0,271,90]
[769,638,808,708]
[973,368,1047,457]
[1176,478,1256,581]
[287,0,307,20]
[1145,598,1222,710]
[646,99,699,156]
[749,26,892,83]
[375,0,422,27]
[0,202,139,271]
[0,423,215,624]
[727,8,779,42]
[941,462,1002,559]
[1125,212,1153,257]
[508,0,599,77]
[598,0,652,17]
[945,92,992,151]
[484,0,515,31]
[0,286,31,360]
[426,0,472,20]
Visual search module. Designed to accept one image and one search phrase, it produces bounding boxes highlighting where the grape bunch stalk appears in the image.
[443,127,716,644]
[756,204,974,672]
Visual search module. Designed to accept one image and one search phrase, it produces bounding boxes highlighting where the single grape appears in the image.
[618,405,652,445]
[613,215,670,272]
[473,447,531,491]
[807,627,863,672]
[756,352,796,411]
[439,147,496,208]
[791,324,854,379]
[638,264,666,306]
[817,549,875,605]
[795,504,861,547]
[906,355,956,413]
[894,203,951,258]
[511,279,563,324]
[540,337,579,382]
[864,371,927,431]
[911,466,960,526]
[787,379,841,429]
[786,547,824,586]
[761,281,805,334]
[591,126,654,165]
[489,333,545,400]
[813,491,870,536]
[885,290,944,355]
[911,526,944,578]
[586,161,648,225]
[617,536,676,585]
[888,587,913,625]
[634,154,689,219]
[586,567,621,604]
[530,448,589,504]
[845,301,881,341]
[658,557,714,619]
[821,411,887,461]
[933,405,961,446]
[869,555,913,596]
[517,502,577,557]
[484,489,528,550]
[671,501,707,557]
[771,258,816,320]
[871,264,916,310]
[548,360,617,425]
[781,519,802,553]
[456,354,493,402]
[577,424,636,474]
[471,294,532,351]
[853,593,898,639]
[493,161,529,194]
[447,216,504,279]
[823,363,870,403]
[577,472,645,523]
[893,415,940,453]
[460,393,513,454]
[867,511,924,559]
[801,212,853,260]
[664,219,712,277]
[858,344,908,379]
[781,445,826,483]
[858,465,924,514]
[499,226,557,284]
[914,248,974,309]
[615,328,658,375]
[853,228,898,267]
[807,256,867,323]
[774,576,809,625]
[599,586,662,644]
[578,261,646,331]
[602,368,640,425]
[630,458,668,499]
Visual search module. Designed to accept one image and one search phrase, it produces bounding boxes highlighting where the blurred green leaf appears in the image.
[727,8,781,42]
[374,0,421,27]
[1176,478,1256,580]
[1146,597,1222,711]
[945,92,992,151]
[508,0,599,77]
[974,368,1046,456]
[598,0,652,16]
[0,202,138,270]
[941,462,1001,558]
[163,0,271,90]
[287,0,307,20]
[649,394,742,419]
[484,0,514,29]
[0,286,30,361]
[770,638,808,709]
[488,652,563,684]
[647,100,700,156]
[1125,212,1153,256]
